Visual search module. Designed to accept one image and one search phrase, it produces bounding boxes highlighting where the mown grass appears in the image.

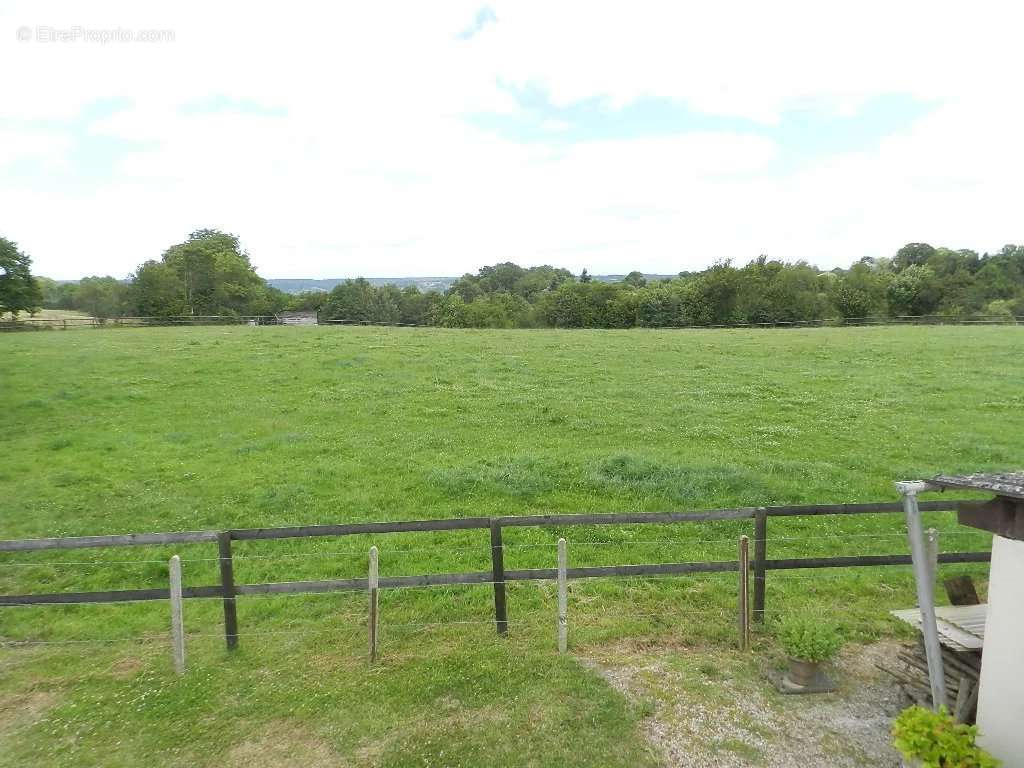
[1,325,1022,765]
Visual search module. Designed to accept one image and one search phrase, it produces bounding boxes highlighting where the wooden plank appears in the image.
[753,508,767,622]
[217,533,239,651]
[763,552,990,570]
[0,500,973,553]
[491,522,508,636]
[0,585,222,605]
[944,576,980,606]
[762,500,959,517]
[230,517,491,541]
[495,509,756,527]
[0,530,218,552]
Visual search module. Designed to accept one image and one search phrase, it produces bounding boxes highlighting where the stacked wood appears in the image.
[879,641,981,723]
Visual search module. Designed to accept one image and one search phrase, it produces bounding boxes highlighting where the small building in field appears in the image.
[277,311,318,326]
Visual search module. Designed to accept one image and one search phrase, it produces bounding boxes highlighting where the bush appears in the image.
[775,613,842,662]
[892,706,999,767]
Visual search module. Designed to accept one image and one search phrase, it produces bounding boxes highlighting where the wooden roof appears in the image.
[931,472,1024,500]
[891,604,987,652]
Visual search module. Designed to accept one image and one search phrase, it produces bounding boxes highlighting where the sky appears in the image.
[1,1,1022,280]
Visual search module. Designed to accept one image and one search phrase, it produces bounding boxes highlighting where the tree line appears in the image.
[3,231,1023,327]
[306,244,1024,328]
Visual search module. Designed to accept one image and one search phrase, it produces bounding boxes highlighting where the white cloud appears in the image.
[0,0,1021,278]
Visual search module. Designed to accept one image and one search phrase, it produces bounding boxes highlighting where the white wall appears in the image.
[977,534,1024,765]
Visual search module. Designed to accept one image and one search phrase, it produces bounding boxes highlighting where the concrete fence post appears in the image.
[169,555,185,674]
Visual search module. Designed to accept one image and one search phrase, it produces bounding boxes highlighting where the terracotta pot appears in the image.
[787,657,820,687]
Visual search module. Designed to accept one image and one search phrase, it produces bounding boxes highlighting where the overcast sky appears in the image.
[2,1,1022,280]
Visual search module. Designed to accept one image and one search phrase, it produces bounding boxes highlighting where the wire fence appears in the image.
[0,500,993,667]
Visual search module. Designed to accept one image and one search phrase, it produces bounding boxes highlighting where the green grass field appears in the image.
[2,325,1022,766]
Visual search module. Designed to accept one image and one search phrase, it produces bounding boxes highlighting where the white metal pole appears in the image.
[926,527,940,586]
[169,555,185,675]
[897,481,946,708]
[368,546,379,664]
[557,538,568,654]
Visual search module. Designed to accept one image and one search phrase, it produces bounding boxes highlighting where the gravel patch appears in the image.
[587,641,908,767]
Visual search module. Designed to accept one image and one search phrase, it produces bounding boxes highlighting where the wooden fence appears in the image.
[0,315,278,331]
[3,313,1022,333]
[0,500,991,655]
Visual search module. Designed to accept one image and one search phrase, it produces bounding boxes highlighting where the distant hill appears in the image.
[267,274,677,294]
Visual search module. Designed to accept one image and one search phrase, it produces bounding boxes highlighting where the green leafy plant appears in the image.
[892,706,999,767]
[775,613,842,662]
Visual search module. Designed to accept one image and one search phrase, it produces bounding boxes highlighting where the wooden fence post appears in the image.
[490,521,508,636]
[217,532,239,650]
[753,508,767,622]
[738,535,750,651]
[557,538,568,654]
[368,546,379,663]
[169,555,185,674]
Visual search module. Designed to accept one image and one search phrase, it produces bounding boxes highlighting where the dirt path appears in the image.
[586,641,908,767]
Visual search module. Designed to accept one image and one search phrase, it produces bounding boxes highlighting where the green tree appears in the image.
[132,260,186,317]
[74,276,131,319]
[887,264,940,316]
[623,271,647,288]
[0,237,43,319]
[160,229,270,315]
[893,243,936,272]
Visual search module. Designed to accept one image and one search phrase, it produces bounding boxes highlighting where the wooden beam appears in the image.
[491,522,508,636]
[0,530,218,552]
[217,533,239,651]
[230,517,491,541]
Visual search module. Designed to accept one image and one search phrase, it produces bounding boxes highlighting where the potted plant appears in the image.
[776,613,842,688]
[892,705,999,767]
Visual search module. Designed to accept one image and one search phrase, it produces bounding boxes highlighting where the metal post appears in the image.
[368,546,378,663]
[925,528,940,586]
[557,538,568,654]
[169,555,185,675]
[753,508,767,622]
[738,535,750,651]
[897,481,946,709]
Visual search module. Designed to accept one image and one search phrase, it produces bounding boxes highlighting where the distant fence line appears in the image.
[0,315,278,332]
[0,500,990,664]
[325,314,1024,330]
[2,312,1022,332]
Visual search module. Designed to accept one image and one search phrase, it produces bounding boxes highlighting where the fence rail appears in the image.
[0,315,278,331]
[3,313,1022,332]
[0,499,991,651]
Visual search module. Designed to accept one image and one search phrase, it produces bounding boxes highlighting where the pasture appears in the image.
[1,325,1021,766]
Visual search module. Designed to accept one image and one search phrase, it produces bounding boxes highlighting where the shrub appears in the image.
[892,706,999,767]
[775,613,842,662]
